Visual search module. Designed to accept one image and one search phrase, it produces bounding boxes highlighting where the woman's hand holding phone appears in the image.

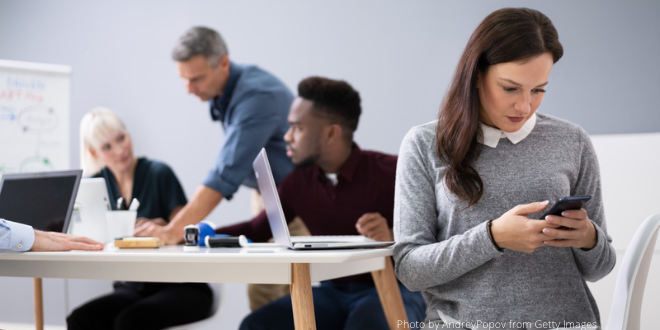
[541,209,597,250]
[490,199,597,253]
[490,201,561,253]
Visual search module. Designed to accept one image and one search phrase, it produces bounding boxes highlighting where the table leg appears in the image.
[33,277,44,330]
[290,263,316,330]
[372,257,409,330]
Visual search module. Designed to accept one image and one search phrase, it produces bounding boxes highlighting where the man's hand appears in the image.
[30,231,105,252]
[355,212,393,242]
[145,185,223,245]
[133,221,183,245]
[135,217,167,228]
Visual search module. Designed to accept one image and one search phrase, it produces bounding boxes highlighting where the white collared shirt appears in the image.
[478,113,537,148]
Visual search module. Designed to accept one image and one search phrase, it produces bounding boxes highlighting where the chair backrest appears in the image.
[164,282,224,330]
[606,213,660,330]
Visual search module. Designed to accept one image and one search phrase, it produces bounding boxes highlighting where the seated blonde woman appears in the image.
[67,107,213,330]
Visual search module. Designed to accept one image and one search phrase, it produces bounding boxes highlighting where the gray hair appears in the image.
[171,26,228,67]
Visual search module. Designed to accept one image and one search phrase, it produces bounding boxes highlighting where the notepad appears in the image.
[114,237,161,248]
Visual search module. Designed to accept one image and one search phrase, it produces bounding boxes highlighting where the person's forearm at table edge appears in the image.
[164,185,224,244]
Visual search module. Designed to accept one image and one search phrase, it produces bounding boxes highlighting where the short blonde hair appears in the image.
[79,107,129,175]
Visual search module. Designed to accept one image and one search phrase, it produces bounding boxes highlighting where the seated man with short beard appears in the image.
[214,76,426,330]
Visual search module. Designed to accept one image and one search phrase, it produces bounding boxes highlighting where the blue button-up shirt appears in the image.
[204,62,293,199]
[0,219,35,253]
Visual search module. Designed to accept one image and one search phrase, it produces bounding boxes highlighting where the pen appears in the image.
[117,197,125,210]
[128,198,140,211]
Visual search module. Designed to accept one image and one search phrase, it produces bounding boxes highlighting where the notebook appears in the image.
[252,148,394,250]
[69,177,112,243]
[0,169,82,233]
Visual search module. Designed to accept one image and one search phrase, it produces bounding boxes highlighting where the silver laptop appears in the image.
[69,177,112,243]
[253,148,394,250]
[0,169,82,233]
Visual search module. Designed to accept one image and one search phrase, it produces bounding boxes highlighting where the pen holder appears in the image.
[106,210,137,243]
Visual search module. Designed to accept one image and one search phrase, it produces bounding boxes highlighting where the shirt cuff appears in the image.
[10,221,36,252]
[478,221,505,256]
[575,221,607,254]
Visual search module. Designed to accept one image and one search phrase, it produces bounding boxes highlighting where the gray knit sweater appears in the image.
[393,113,616,329]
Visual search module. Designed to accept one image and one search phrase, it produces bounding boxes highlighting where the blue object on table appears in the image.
[196,221,216,246]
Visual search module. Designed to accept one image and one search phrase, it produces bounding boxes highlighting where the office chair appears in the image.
[165,283,224,330]
[605,212,660,330]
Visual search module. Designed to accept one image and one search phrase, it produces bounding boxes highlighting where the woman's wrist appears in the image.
[580,221,598,251]
[487,219,503,251]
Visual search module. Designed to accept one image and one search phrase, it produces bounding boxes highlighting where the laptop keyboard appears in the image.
[290,235,374,243]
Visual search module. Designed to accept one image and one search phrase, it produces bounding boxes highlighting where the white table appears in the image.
[0,245,409,330]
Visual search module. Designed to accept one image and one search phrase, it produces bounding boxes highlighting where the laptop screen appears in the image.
[0,170,82,233]
[253,148,294,247]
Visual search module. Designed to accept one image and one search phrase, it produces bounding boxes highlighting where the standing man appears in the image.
[134,26,296,244]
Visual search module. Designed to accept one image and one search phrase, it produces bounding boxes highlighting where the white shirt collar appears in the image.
[478,113,537,148]
[325,173,338,186]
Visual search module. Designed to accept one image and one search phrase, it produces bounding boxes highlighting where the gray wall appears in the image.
[1,0,659,328]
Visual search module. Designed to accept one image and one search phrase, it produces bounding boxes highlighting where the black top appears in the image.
[94,158,208,293]
[93,158,187,221]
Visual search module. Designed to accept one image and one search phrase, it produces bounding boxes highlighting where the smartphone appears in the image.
[540,195,592,219]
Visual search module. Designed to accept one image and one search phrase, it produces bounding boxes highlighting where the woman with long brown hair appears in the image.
[393,8,615,329]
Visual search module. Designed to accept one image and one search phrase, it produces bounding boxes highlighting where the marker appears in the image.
[128,198,140,211]
[116,197,125,210]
